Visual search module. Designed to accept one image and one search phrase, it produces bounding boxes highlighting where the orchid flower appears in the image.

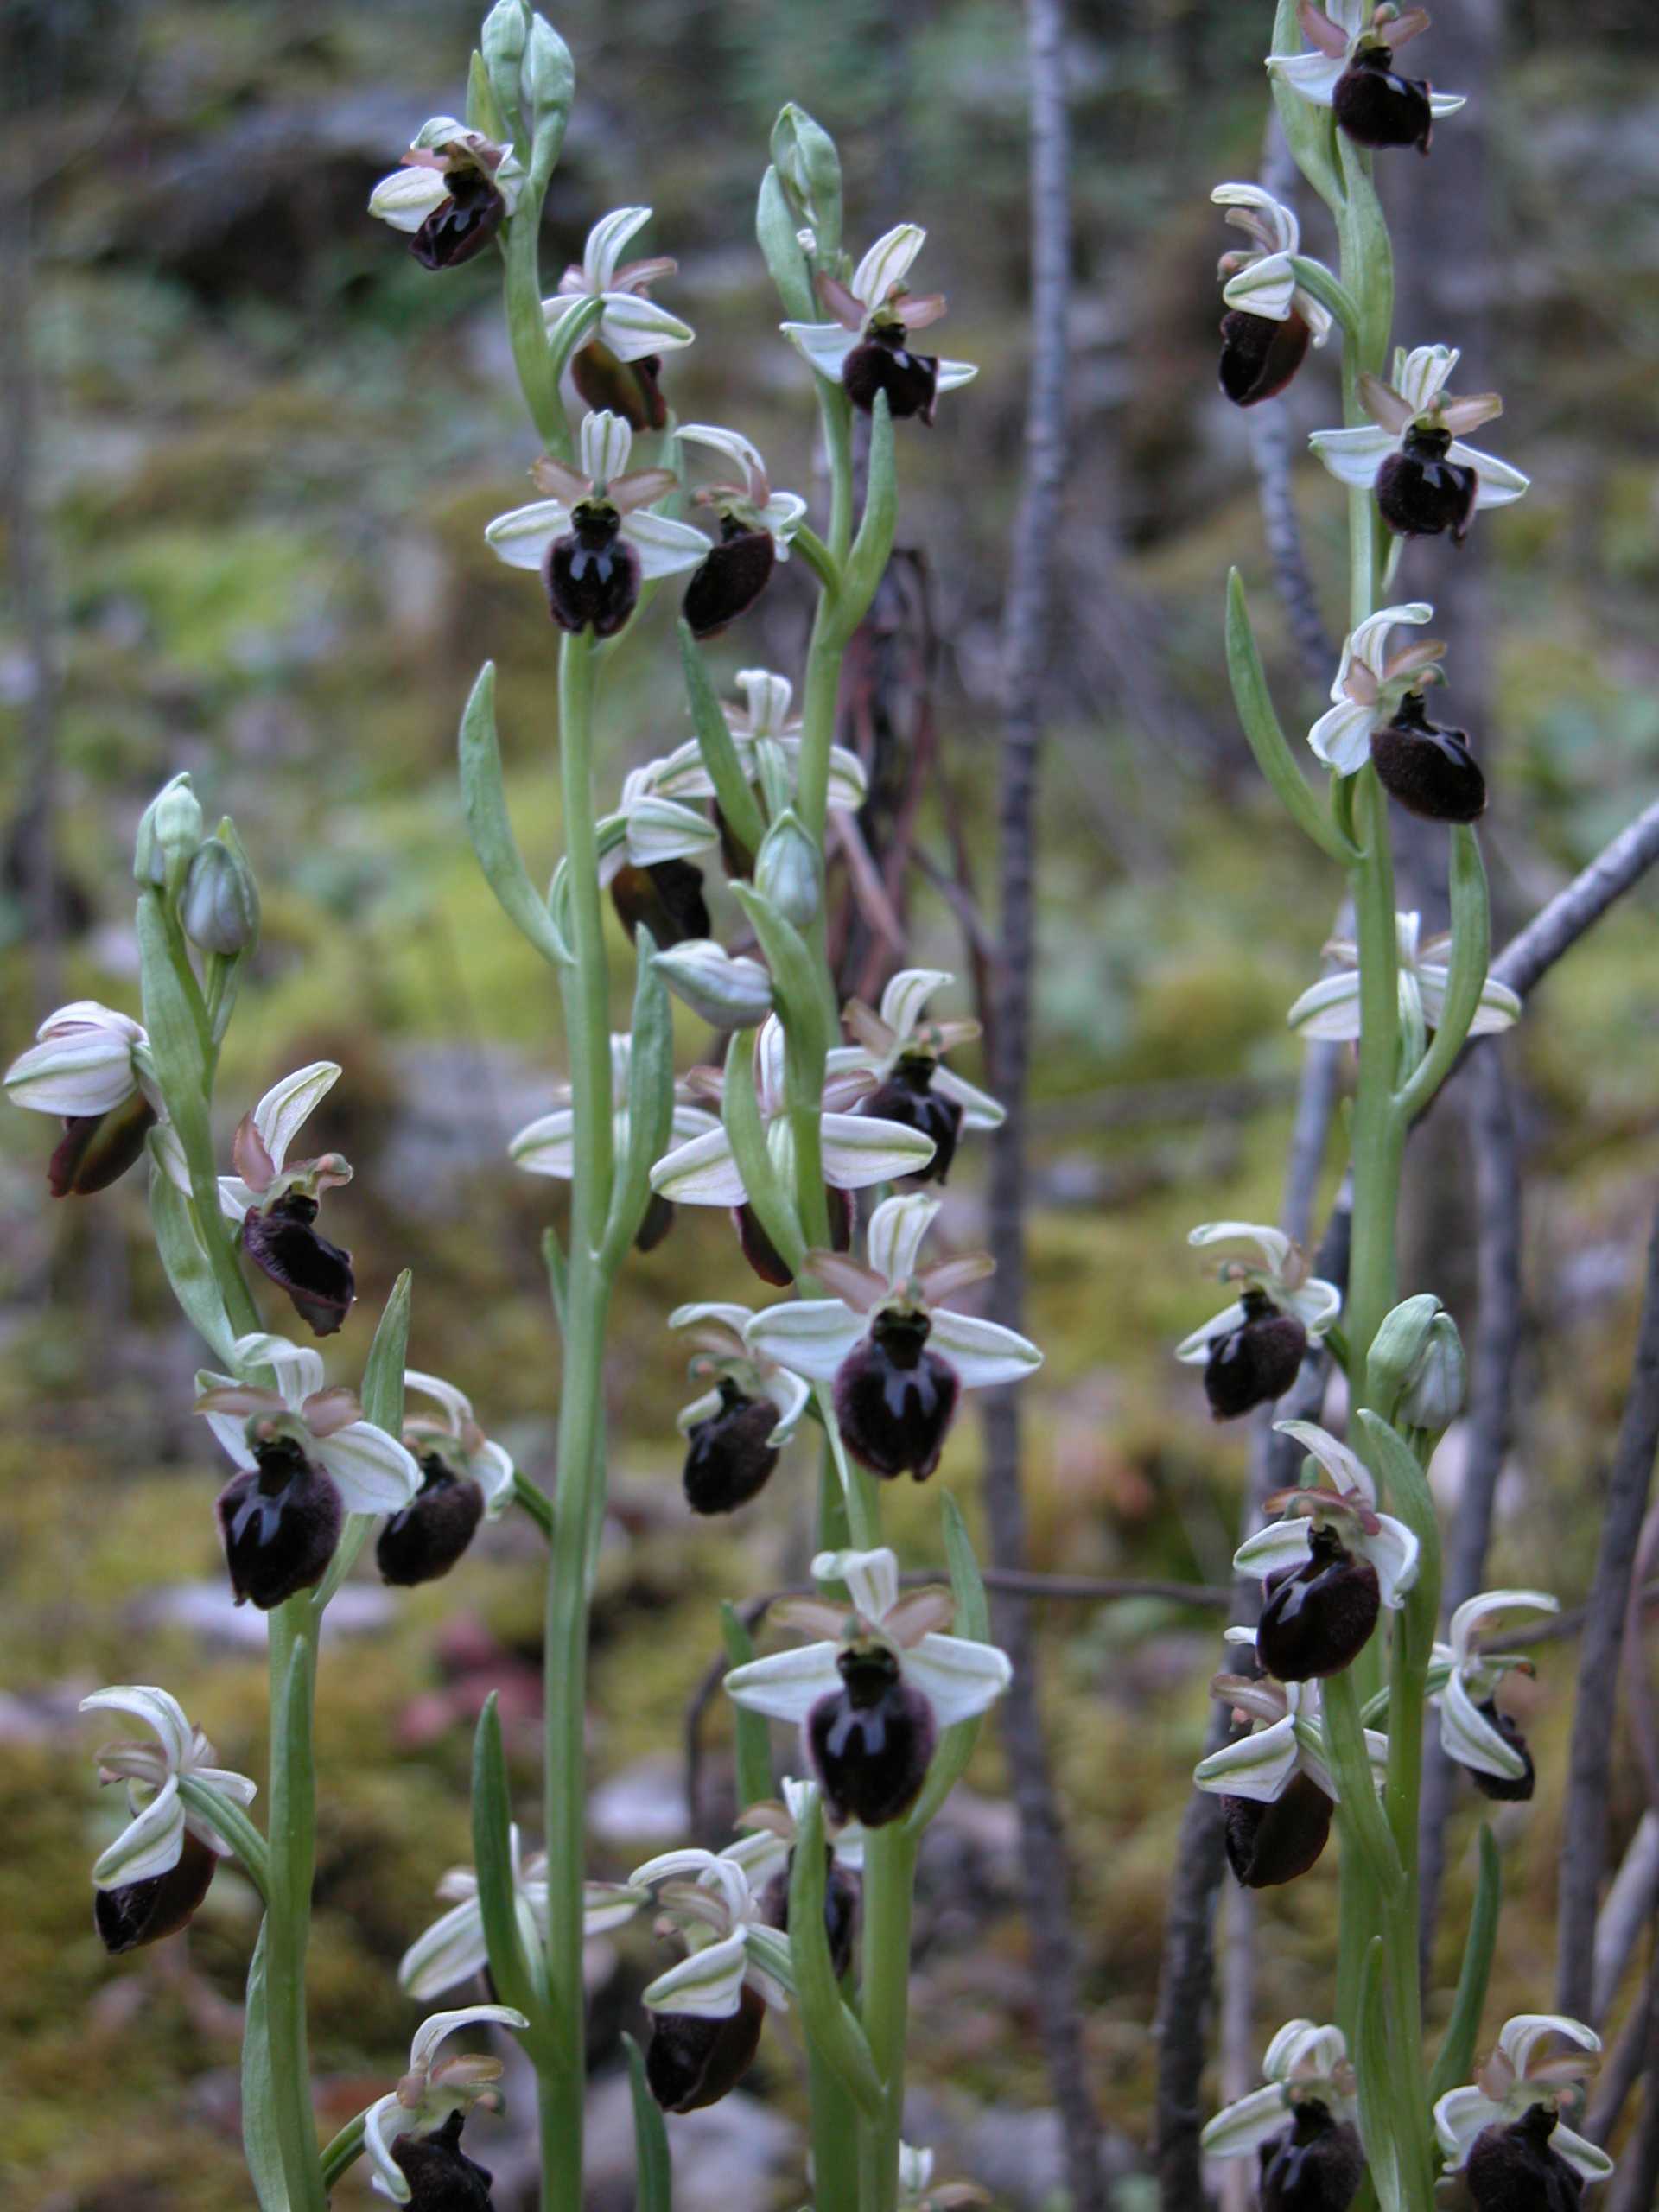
[362,2005,529,2203]
[1309,346,1528,542]
[1287,911,1522,1042]
[741,1192,1040,1480]
[79,1685,257,1952]
[724,1545,1011,1827]
[1305,603,1449,776]
[1212,185,1333,343]
[399,1824,644,2000]
[541,206,693,365]
[642,667,868,822]
[723,1774,868,1886]
[3,999,161,1197]
[1175,1223,1342,1365]
[1268,3,1465,131]
[401,1370,518,1522]
[679,425,807,557]
[628,1843,792,2112]
[838,968,1004,1186]
[1432,1588,1559,1787]
[1236,1419,1421,1612]
[368,119,524,270]
[782,223,976,423]
[1433,2015,1612,2188]
[649,1015,935,1212]
[511,1033,717,1181]
[1201,2020,1358,2158]
[672,1300,814,1515]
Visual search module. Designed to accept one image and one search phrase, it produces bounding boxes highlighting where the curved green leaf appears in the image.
[721,1604,774,1811]
[1394,827,1491,1122]
[241,1923,295,2211]
[1428,1825,1502,2103]
[677,621,767,860]
[601,929,676,1271]
[622,2033,674,2212]
[472,1693,548,2033]
[146,1147,237,1368]
[311,1272,411,1615]
[460,663,572,969]
[729,883,828,1095]
[1270,0,1344,214]
[757,162,817,322]
[905,1491,993,1834]
[839,392,896,628]
[720,1027,806,1279]
[785,1790,887,2119]
[1225,571,1358,867]
[1353,1938,1404,2212]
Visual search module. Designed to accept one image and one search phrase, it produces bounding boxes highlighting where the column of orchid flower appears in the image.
[370,12,1033,2212]
[2,776,543,2210]
[1176,8,1614,2212]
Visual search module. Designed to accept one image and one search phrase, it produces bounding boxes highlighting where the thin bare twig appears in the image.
[1491,797,1659,1001]
[1557,1202,1659,2020]
[977,3,1105,2205]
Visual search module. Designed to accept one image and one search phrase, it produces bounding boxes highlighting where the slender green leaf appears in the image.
[677,622,767,859]
[178,1777,269,1902]
[601,930,676,1270]
[1335,130,1394,370]
[466,48,509,141]
[785,1790,887,2118]
[1353,1938,1404,2212]
[319,2113,368,2194]
[459,663,571,969]
[311,1273,412,1615]
[1428,1825,1502,2102]
[241,1923,295,2211]
[1287,255,1360,346]
[146,1147,237,1367]
[472,1694,547,2031]
[512,1467,555,1539]
[839,394,896,626]
[905,1492,992,1835]
[729,883,828,1096]
[1225,571,1358,867]
[720,1028,806,1277]
[1270,0,1344,214]
[756,162,817,322]
[1395,828,1491,1122]
[545,291,605,394]
[136,891,211,1158]
[721,1604,774,1811]
[542,1224,569,1328]
[622,2033,674,2212]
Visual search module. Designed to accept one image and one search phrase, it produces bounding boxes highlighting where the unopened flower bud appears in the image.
[181,832,261,956]
[480,0,529,112]
[1368,1294,1442,1416]
[520,12,574,127]
[134,772,203,887]
[753,814,820,930]
[1398,1309,1465,1431]
[771,103,842,244]
[655,940,774,1029]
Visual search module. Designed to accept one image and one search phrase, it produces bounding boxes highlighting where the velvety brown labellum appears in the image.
[1376,425,1478,543]
[1257,1524,1382,1681]
[807,1646,937,1827]
[1258,2101,1367,2212]
[94,1827,218,1955]
[543,505,640,637]
[241,1191,356,1337]
[1467,1700,1537,1803]
[48,1090,157,1198]
[1218,307,1313,408]
[1370,692,1487,823]
[682,1383,781,1516]
[1465,2103,1584,2212]
[860,1058,963,1185]
[713,800,756,882]
[1222,1771,1334,1888]
[411,171,506,270]
[734,1185,852,1287]
[1332,44,1435,153]
[682,519,777,640]
[634,1190,677,1253]
[571,340,669,432]
[760,1845,861,1982]
[217,1439,344,1609]
[391,2109,495,2211]
[1204,1291,1308,1420]
[833,1310,960,1481]
[377,1459,486,1586]
[609,857,711,948]
[842,327,941,423]
[645,1984,767,2113]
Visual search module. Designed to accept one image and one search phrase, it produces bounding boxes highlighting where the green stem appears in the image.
[808,2039,863,2212]
[266,1602,327,2212]
[857,1825,918,2212]
[538,626,620,2211]
[502,197,569,459]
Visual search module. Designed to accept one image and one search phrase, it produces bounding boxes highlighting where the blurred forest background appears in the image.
[3,0,1659,2206]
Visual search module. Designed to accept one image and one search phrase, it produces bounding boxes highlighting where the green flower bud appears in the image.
[1399,1310,1465,1433]
[133,772,203,887]
[1366,1293,1443,1419]
[181,828,260,957]
[655,940,773,1030]
[753,812,820,931]
[770,104,842,258]
[480,0,529,116]
[521,13,574,131]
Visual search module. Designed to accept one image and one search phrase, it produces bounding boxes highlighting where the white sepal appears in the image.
[725,1643,842,1724]
[926,1310,1044,1389]
[641,1927,748,2018]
